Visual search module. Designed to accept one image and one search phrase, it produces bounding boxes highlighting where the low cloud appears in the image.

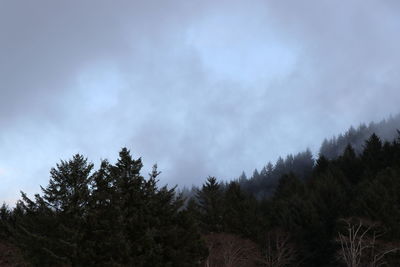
[1,0,400,203]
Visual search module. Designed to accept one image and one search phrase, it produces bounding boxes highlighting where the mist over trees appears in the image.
[237,149,314,200]
[236,113,400,200]
[1,116,400,266]
[320,113,400,159]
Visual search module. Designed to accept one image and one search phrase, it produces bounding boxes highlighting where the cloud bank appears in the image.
[1,0,400,203]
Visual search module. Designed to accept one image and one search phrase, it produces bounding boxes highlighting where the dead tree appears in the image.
[203,233,258,267]
[258,229,297,267]
[337,217,399,267]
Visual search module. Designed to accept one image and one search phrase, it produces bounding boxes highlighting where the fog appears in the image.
[1,0,400,203]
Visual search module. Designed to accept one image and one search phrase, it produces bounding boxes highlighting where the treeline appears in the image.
[188,133,400,266]
[1,133,400,265]
[237,114,400,199]
[320,113,400,159]
[237,149,314,199]
[0,149,207,266]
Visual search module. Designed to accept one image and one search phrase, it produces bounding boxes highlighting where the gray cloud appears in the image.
[1,0,400,203]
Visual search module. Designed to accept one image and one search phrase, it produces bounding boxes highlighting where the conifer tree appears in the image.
[105,149,207,266]
[16,154,94,265]
[362,133,383,175]
[196,176,224,232]
[13,149,207,266]
[223,182,258,237]
[82,160,129,266]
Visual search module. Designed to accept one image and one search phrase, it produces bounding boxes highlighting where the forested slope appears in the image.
[1,117,400,266]
[237,114,400,199]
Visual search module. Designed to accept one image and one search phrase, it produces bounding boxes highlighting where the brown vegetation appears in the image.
[203,233,259,267]
[0,241,28,267]
[337,217,399,267]
[258,229,298,267]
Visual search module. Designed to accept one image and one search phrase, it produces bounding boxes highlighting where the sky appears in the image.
[1,0,400,204]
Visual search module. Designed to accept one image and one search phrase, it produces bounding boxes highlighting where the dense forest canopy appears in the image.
[1,116,400,266]
[320,114,400,159]
[236,113,400,200]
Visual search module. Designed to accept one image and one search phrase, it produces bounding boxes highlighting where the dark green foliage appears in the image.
[352,167,400,239]
[239,150,314,199]
[247,132,400,266]
[0,203,14,243]
[14,155,94,265]
[9,148,206,266]
[82,160,129,265]
[274,173,305,200]
[196,176,224,233]
[319,114,400,159]
[0,204,10,226]
[223,182,258,237]
[3,126,400,266]
[313,154,329,176]
[335,144,363,185]
[361,133,384,176]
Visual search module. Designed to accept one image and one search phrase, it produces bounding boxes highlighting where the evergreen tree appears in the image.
[108,148,148,265]
[223,182,258,237]
[196,176,224,232]
[82,160,129,266]
[0,203,12,240]
[15,154,93,265]
[362,133,383,176]
[106,149,206,266]
[313,154,329,176]
[336,144,362,185]
[12,149,207,266]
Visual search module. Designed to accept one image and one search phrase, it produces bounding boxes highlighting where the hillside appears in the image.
[238,114,400,198]
[320,114,400,159]
[1,116,400,266]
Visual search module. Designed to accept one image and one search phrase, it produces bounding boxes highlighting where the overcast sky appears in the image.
[1,0,400,204]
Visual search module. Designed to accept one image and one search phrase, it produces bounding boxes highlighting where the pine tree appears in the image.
[15,154,94,265]
[108,148,151,265]
[13,149,207,266]
[0,203,12,240]
[196,176,224,232]
[223,182,258,237]
[362,133,383,176]
[82,160,130,266]
[106,149,207,266]
[337,144,362,185]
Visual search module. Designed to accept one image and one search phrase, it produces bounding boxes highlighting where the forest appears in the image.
[1,117,400,266]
